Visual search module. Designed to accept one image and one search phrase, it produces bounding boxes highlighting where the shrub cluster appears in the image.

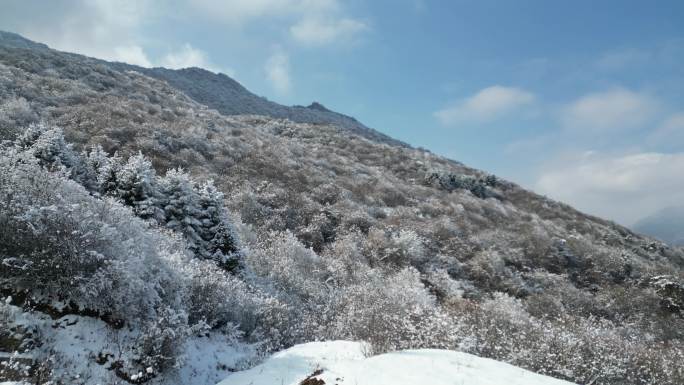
[425,171,498,199]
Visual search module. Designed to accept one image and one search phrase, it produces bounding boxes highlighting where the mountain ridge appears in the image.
[0,30,404,147]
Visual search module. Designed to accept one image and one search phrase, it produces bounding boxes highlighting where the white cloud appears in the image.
[265,50,291,94]
[434,86,536,125]
[189,0,367,46]
[290,17,368,45]
[0,1,242,73]
[113,45,153,67]
[560,88,658,132]
[160,44,234,75]
[535,151,684,225]
[161,44,209,69]
[0,0,154,65]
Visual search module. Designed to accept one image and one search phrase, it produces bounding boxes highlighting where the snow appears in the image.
[1,303,254,385]
[217,341,577,385]
[175,334,254,385]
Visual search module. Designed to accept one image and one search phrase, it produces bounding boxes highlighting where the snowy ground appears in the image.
[1,303,254,385]
[217,341,577,385]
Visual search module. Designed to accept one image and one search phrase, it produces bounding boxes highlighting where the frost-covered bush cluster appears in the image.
[424,171,498,199]
[448,293,684,384]
[0,142,181,320]
[1,32,684,385]
[10,123,241,269]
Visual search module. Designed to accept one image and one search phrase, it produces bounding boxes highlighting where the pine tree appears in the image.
[159,168,203,255]
[115,152,162,221]
[17,123,76,170]
[98,151,123,196]
[197,180,240,270]
[80,145,111,193]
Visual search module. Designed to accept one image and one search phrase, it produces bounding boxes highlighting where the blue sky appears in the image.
[1,0,683,225]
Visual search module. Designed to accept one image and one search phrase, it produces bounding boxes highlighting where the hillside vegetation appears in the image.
[1,32,683,385]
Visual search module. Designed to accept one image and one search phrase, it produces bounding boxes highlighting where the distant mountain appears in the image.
[109,64,407,147]
[633,206,684,246]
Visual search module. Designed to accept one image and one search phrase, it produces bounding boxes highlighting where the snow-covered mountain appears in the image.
[1,31,683,385]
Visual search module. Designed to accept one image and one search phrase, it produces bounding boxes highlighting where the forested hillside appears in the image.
[1,32,683,385]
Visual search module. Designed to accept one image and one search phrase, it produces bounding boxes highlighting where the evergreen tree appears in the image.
[197,180,241,270]
[98,151,123,196]
[16,123,76,170]
[159,168,203,255]
[80,145,111,192]
[115,152,162,221]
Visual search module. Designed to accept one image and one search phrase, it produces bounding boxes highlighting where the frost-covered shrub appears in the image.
[425,171,493,199]
[364,227,426,267]
[132,307,190,374]
[184,259,263,331]
[0,97,37,140]
[327,267,458,353]
[243,231,458,353]
[447,292,684,385]
[246,231,329,302]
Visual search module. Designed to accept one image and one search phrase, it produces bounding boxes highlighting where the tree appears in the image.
[115,152,162,221]
[159,168,203,255]
[16,123,76,171]
[197,180,240,270]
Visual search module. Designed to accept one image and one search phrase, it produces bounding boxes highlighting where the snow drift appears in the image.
[217,341,576,385]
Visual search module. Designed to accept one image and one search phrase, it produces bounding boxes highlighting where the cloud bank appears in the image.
[536,151,684,225]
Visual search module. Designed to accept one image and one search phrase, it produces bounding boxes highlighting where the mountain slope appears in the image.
[1,32,683,385]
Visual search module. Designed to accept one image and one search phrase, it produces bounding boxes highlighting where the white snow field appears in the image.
[217,340,577,385]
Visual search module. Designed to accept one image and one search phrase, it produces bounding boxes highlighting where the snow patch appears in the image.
[217,341,577,385]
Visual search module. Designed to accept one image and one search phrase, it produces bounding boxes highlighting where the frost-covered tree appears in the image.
[196,180,240,269]
[15,123,77,171]
[158,171,240,268]
[82,144,118,194]
[160,168,203,254]
[115,152,162,221]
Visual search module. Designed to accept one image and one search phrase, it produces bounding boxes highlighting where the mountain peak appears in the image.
[307,101,330,112]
